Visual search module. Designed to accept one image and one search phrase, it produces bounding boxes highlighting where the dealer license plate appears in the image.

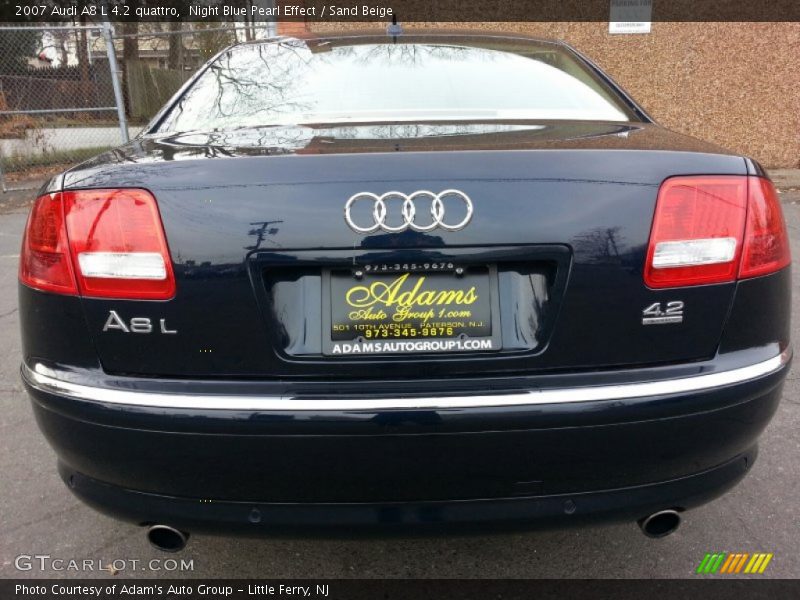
[327,268,494,355]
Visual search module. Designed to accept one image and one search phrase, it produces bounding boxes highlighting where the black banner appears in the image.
[4,579,800,600]
[1,0,800,23]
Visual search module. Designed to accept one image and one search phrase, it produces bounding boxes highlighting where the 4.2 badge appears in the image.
[642,301,684,325]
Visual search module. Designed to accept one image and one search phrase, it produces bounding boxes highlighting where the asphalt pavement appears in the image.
[1,181,798,580]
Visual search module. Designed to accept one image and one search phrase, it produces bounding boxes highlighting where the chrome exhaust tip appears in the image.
[146,524,189,552]
[638,509,681,538]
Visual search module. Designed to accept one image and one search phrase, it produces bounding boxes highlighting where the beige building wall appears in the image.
[309,22,800,168]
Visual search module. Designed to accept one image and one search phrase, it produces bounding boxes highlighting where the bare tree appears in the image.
[76,13,91,106]
[121,21,139,115]
[167,22,184,70]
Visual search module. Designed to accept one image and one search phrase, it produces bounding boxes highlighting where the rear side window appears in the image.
[158,38,636,133]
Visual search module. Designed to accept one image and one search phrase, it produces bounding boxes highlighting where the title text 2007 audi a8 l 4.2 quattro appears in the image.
[19,32,790,551]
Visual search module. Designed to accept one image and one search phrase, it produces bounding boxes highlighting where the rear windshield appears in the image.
[157,37,636,133]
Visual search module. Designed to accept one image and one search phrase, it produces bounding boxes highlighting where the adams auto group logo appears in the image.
[696,552,773,574]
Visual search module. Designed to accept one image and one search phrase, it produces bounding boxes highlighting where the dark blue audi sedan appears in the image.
[19,31,791,552]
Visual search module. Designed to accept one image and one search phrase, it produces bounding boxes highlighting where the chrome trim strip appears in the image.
[23,350,790,411]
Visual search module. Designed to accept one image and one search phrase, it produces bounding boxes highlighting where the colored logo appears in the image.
[696,552,773,574]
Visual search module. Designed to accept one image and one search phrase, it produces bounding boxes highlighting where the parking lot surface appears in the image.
[1,184,798,579]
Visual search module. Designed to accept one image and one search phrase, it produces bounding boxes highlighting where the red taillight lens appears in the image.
[645,176,790,288]
[645,176,748,288]
[64,189,175,299]
[19,192,77,295]
[739,177,791,279]
[19,189,175,300]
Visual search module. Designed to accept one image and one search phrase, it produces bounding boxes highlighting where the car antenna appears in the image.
[387,15,402,41]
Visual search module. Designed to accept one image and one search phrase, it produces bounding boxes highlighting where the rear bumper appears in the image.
[23,348,790,533]
[59,449,755,536]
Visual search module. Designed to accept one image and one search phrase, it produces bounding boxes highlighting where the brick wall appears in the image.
[277,21,309,37]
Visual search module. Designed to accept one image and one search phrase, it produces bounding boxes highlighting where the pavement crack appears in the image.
[732,511,769,547]
[87,528,140,557]
[0,308,18,320]
[0,503,85,537]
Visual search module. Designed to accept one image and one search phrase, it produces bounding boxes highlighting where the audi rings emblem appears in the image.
[344,190,473,234]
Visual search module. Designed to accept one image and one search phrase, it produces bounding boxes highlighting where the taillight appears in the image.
[739,177,791,278]
[19,192,77,295]
[20,189,175,300]
[645,176,790,288]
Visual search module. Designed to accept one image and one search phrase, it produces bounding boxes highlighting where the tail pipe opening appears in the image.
[638,509,682,538]
[146,524,190,552]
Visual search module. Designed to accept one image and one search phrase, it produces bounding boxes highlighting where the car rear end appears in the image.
[19,33,791,542]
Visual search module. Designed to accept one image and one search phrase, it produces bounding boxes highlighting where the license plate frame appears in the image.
[322,265,502,356]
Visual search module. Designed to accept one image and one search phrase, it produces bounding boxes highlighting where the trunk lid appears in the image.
[64,122,747,379]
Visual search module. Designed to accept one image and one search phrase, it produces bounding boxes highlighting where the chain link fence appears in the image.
[0,22,274,192]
